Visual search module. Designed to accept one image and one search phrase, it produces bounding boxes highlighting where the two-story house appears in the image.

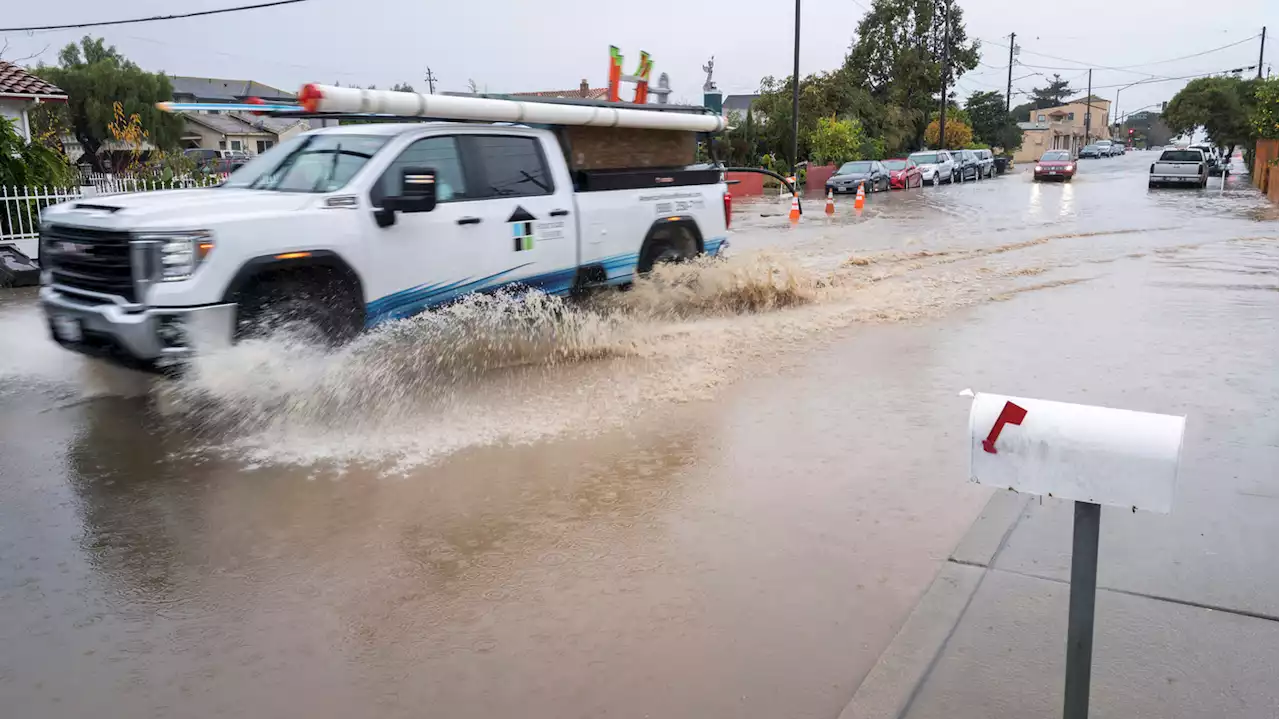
[1013,95,1112,163]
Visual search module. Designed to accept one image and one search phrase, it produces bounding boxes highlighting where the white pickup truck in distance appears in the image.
[38,89,732,370]
[1149,148,1209,189]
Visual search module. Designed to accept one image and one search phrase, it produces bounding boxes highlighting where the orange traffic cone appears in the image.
[854,182,866,210]
[788,193,801,223]
[824,188,835,215]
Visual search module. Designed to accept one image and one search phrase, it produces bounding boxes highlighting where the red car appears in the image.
[884,158,923,189]
[1033,150,1076,181]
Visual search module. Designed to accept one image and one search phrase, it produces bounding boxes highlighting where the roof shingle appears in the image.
[0,61,67,98]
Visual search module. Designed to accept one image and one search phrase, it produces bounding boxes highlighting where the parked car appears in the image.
[1190,143,1224,175]
[1078,144,1104,159]
[1149,147,1209,188]
[954,150,983,181]
[1094,140,1114,157]
[826,160,891,193]
[882,158,923,189]
[1033,150,1076,182]
[908,149,957,185]
[972,148,996,178]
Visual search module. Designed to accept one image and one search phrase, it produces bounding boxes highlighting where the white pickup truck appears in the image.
[38,90,731,369]
[1149,148,1209,189]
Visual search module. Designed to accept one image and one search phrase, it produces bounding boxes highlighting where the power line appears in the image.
[0,0,309,32]
[980,33,1260,79]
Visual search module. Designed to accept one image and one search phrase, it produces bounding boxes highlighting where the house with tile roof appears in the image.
[181,112,310,155]
[0,61,68,141]
[509,79,609,100]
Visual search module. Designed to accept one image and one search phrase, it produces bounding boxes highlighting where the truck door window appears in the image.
[469,135,554,198]
[372,136,469,206]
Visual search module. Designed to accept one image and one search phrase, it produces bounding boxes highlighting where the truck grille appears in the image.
[43,225,136,302]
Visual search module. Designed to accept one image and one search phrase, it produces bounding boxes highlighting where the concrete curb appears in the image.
[837,562,984,719]
[838,491,1031,719]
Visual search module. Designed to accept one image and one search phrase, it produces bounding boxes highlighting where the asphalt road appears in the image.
[1,152,1274,718]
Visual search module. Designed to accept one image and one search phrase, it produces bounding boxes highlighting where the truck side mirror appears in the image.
[385,167,438,214]
[375,167,438,228]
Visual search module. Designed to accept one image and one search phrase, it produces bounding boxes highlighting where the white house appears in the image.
[0,61,68,141]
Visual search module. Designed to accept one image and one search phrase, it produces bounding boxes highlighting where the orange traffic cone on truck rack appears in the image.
[854,182,866,210]
[824,188,835,215]
[788,193,801,223]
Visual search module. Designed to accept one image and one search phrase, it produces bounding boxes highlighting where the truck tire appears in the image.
[638,224,699,274]
[235,268,363,344]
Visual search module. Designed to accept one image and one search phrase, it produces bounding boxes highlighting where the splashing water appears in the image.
[152,246,1047,468]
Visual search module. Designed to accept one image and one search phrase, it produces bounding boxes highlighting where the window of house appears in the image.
[218,140,227,150]
[372,135,470,205]
[230,140,243,152]
[467,135,553,198]
[1037,114,1046,123]
[256,140,274,154]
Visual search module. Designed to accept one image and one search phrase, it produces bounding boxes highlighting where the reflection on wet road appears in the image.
[1,153,1275,717]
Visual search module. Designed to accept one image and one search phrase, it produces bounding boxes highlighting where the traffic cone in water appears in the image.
[788,193,801,223]
[854,182,866,210]
[824,188,835,215]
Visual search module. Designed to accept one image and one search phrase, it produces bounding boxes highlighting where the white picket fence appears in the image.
[0,176,222,259]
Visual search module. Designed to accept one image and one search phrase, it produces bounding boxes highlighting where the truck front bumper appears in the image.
[40,286,236,369]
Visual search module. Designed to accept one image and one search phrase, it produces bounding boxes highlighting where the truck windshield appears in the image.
[1159,150,1203,162]
[222,134,390,193]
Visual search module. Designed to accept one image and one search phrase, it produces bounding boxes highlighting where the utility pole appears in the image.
[938,1,950,149]
[1258,27,1266,79]
[424,67,437,94]
[789,0,801,178]
[1006,32,1016,113]
[1084,69,1092,144]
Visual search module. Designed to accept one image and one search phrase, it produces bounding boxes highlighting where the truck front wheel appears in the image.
[235,269,363,345]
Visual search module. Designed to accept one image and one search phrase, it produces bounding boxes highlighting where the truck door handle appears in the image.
[456,217,482,225]
[550,209,570,217]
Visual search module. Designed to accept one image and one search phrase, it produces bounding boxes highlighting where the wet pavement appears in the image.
[1,153,1275,718]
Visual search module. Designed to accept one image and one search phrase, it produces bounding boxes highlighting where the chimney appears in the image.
[580,78,590,98]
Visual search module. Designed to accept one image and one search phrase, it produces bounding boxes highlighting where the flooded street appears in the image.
[1,153,1275,718]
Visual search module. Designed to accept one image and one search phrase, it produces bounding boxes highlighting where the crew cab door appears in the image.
[365,134,490,323]
[460,133,579,296]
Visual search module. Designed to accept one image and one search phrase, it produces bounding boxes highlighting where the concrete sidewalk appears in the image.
[841,491,1277,719]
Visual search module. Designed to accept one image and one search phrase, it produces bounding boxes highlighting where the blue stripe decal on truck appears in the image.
[365,241,726,327]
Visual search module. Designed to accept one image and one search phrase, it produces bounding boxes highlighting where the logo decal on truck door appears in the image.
[508,206,536,252]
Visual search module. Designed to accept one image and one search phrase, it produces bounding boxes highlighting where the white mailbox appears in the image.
[966,391,1186,514]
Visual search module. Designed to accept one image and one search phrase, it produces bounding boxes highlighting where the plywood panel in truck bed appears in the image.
[563,126,695,170]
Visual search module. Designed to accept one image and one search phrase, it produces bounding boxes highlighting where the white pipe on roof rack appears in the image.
[297,84,728,132]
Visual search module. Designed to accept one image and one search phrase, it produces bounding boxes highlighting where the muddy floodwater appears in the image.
[1,154,1275,717]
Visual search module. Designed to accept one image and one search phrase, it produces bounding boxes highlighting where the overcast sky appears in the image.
[2,0,1277,121]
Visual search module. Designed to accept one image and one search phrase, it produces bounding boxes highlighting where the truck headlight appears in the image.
[141,231,214,282]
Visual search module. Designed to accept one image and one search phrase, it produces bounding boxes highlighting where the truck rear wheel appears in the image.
[638,224,699,274]
[235,269,363,345]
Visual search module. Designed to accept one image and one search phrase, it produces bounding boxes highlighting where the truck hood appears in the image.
[43,188,316,230]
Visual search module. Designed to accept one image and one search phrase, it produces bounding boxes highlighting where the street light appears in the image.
[1113,80,1145,137]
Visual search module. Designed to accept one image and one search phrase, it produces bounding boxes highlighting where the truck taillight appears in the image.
[723,190,732,229]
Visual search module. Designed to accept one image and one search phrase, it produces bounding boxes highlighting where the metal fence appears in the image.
[1,176,222,257]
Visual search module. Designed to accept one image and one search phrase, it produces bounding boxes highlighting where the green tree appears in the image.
[808,116,867,165]
[1163,76,1257,150]
[844,0,981,149]
[1250,77,1278,140]
[33,36,183,172]
[964,90,1022,151]
[390,82,415,93]
[1029,74,1074,108]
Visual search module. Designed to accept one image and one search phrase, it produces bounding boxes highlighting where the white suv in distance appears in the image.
[908,150,957,185]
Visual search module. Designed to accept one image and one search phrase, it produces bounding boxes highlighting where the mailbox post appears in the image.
[965,391,1185,719]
